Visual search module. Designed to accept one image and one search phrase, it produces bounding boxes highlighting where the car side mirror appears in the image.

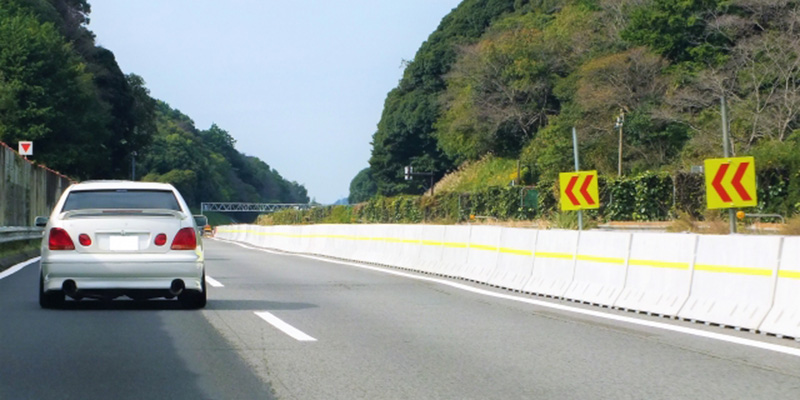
[194,215,208,228]
[34,216,48,227]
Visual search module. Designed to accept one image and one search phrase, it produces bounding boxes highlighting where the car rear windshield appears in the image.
[62,189,181,211]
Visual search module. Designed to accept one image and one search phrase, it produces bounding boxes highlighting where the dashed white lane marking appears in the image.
[218,239,800,358]
[255,311,317,342]
[205,276,224,287]
[0,257,40,281]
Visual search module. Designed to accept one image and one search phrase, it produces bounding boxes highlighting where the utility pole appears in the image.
[615,109,624,177]
[721,95,736,234]
[572,127,583,230]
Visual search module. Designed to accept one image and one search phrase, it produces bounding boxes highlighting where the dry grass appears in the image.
[669,211,762,234]
[780,215,800,235]
[667,211,697,233]
[431,154,517,195]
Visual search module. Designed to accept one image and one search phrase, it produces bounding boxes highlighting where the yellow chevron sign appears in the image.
[559,171,599,211]
[704,156,757,209]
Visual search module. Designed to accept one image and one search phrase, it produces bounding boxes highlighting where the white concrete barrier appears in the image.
[330,224,358,260]
[355,225,385,265]
[564,231,632,306]
[678,234,781,330]
[486,228,537,291]
[310,225,334,257]
[614,233,697,315]
[233,225,248,243]
[759,236,799,338]
[462,226,503,283]
[250,225,266,248]
[439,225,472,278]
[376,224,404,266]
[217,223,796,336]
[390,224,422,270]
[240,224,254,245]
[286,225,305,253]
[417,225,448,275]
[522,229,579,297]
[264,225,282,250]
[298,225,314,254]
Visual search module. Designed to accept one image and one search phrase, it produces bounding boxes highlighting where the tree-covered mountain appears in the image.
[140,101,308,205]
[0,0,308,206]
[356,0,800,210]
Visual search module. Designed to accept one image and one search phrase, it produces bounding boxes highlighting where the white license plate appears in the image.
[109,235,139,251]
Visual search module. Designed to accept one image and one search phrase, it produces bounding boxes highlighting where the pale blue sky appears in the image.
[88,1,461,204]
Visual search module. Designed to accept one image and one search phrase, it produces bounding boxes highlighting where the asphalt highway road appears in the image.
[2,239,800,399]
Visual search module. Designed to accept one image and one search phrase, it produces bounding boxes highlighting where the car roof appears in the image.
[68,180,177,191]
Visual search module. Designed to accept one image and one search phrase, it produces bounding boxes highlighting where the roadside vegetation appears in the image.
[0,0,308,207]
[341,0,800,229]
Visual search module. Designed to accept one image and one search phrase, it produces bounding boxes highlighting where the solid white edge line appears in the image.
[0,257,40,280]
[215,238,800,358]
[254,311,317,342]
[205,276,224,288]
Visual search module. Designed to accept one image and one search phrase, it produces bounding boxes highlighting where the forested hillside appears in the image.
[356,0,800,215]
[0,0,308,206]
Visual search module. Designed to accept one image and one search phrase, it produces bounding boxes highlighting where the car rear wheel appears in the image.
[179,275,206,309]
[39,273,64,309]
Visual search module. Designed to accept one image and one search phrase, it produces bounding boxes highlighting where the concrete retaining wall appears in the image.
[0,142,73,226]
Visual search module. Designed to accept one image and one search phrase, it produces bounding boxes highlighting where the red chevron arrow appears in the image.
[580,174,595,205]
[712,163,732,202]
[565,175,580,206]
[21,143,30,152]
[731,162,751,201]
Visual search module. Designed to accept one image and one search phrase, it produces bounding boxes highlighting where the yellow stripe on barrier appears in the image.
[778,270,800,280]
[443,242,468,248]
[628,259,689,270]
[471,244,498,251]
[535,251,573,260]
[422,240,443,246]
[576,255,625,265]
[499,247,532,256]
[695,264,773,276]
[385,238,405,243]
[401,239,420,244]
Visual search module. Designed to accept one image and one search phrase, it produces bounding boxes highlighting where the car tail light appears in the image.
[171,228,196,250]
[49,228,75,250]
[78,234,92,247]
[154,233,167,246]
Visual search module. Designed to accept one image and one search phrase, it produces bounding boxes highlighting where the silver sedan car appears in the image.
[37,181,206,308]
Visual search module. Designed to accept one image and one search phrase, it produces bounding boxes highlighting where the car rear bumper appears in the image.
[41,253,204,292]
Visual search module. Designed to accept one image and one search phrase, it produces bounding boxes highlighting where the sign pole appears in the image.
[572,127,583,231]
[721,95,736,234]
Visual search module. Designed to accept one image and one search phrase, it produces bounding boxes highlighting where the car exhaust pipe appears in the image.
[62,279,78,297]
[169,279,185,296]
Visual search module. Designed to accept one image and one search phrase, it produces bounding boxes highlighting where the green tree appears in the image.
[368,0,523,196]
[0,10,109,178]
[348,167,378,203]
[622,0,729,65]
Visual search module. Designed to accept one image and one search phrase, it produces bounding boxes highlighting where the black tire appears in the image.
[179,275,207,309]
[39,274,64,309]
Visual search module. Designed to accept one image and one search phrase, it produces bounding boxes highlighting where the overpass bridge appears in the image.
[200,202,312,214]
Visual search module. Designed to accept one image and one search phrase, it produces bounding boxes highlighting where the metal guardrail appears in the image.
[200,202,312,213]
[0,227,44,244]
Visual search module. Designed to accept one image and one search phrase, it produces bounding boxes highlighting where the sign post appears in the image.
[572,127,582,230]
[720,95,737,233]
